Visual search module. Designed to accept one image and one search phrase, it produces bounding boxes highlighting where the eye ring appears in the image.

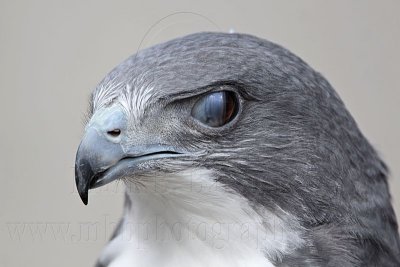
[191,90,239,128]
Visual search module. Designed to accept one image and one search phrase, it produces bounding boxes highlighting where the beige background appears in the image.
[0,0,399,266]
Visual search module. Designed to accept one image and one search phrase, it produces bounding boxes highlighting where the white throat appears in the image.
[98,169,303,267]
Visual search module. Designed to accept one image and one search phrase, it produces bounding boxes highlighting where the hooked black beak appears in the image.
[75,127,184,205]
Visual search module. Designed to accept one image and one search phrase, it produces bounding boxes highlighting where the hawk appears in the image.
[75,32,400,266]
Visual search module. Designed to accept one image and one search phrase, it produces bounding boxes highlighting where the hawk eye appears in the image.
[191,91,239,127]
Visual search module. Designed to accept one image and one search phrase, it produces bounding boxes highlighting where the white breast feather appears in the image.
[98,168,304,267]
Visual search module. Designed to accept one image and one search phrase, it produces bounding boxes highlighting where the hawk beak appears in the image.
[75,127,125,205]
[75,127,184,205]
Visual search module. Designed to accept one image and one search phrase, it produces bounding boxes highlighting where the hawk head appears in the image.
[75,32,400,266]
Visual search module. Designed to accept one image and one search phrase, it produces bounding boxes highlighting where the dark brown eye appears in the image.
[191,91,239,127]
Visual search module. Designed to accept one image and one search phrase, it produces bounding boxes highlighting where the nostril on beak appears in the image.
[107,129,121,137]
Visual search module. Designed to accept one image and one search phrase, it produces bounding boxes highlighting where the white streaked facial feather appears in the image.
[92,73,157,123]
[92,77,124,112]
[118,83,155,121]
[99,169,304,267]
